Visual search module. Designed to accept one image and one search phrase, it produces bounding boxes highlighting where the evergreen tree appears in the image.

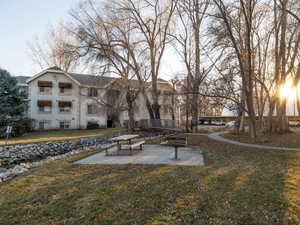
[0,68,27,137]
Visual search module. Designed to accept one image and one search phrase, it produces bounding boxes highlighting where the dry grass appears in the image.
[0,128,125,146]
[197,125,226,133]
[0,135,299,224]
[223,131,300,148]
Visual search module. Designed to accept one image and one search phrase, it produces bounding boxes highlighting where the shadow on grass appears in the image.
[0,136,300,225]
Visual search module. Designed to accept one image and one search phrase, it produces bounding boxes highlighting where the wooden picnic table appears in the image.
[110,134,139,149]
[110,134,139,142]
[105,134,145,156]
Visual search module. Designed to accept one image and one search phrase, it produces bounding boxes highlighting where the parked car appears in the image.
[289,120,300,127]
[225,121,238,128]
[213,120,225,126]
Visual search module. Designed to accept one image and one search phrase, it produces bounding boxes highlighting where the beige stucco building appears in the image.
[20,67,176,130]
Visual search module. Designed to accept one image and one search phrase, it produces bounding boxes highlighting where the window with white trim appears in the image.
[87,104,98,114]
[59,121,71,129]
[39,120,51,130]
[58,101,72,113]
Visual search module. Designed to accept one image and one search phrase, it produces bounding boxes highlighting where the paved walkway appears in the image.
[208,132,300,151]
[75,144,204,166]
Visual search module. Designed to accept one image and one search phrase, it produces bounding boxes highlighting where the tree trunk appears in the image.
[239,111,245,133]
[276,0,288,133]
[185,93,190,132]
[277,98,288,133]
[267,99,276,133]
[191,88,199,133]
[243,0,256,139]
[126,92,135,132]
[296,85,300,122]
[141,89,155,119]
[191,1,201,133]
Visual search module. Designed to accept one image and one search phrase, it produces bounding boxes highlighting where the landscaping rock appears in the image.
[0,133,164,183]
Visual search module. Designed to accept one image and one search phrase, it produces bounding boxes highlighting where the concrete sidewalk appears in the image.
[75,144,204,166]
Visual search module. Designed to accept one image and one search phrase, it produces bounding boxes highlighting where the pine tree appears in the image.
[0,68,27,137]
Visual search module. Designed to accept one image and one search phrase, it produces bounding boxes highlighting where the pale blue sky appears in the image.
[0,0,182,80]
[0,0,81,77]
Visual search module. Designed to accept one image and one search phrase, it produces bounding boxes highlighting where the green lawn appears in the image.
[0,128,125,145]
[0,135,300,224]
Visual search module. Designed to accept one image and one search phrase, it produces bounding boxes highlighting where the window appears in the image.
[38,81,52,94]
[87,104,98,114]
[59,83,72,95]
[58,101,72,113]
[39,120,51,130]
[88,88,98,97]
[37,101,52,113]
[59,121,71,129]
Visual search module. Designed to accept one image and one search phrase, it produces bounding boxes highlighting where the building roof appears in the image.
[27,67,170,89]
[47,66,63,71]
[15,76,30,85]
[69,73,116,88]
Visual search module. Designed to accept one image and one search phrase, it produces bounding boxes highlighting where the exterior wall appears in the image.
[118,82,175,125]
[28,72,81,130]
[28,72,177,130]
[78,87,107,128]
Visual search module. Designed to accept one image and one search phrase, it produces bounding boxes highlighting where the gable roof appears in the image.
[27,67,171,89]
[27,67,81,86]
[69,73,116,88]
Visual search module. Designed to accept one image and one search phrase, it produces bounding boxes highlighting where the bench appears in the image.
[161,135,187,144]
[104,143,119,156]
[105,140,145,156]
[130,140,145,151]
[161,135,187,160]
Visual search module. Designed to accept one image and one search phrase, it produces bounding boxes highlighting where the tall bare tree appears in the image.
[173,0,210,132]
[211,0,259,138]
[118,0,178,120]
[68,0,150,131]
[28,23,79,72]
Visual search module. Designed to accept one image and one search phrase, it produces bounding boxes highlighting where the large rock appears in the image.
[0,135,111,168]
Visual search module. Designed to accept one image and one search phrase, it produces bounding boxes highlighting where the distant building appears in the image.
[23,67,177,130]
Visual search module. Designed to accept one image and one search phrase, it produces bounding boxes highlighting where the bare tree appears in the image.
[172,0,211,132]
[28,23,80,72]
[68,0,151,131]
[118,0,178,120]
[210,0,259,138]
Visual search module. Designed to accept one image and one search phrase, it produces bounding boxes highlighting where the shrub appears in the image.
[23,118,36,132]
[87,122,100,130]
[0,120,26,138]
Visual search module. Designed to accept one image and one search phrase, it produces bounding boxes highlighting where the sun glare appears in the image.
[279,79,295,100]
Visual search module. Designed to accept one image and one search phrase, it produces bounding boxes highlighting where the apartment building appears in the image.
[22,67,176,130]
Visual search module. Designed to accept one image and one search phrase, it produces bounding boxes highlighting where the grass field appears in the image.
[223,131,300,148]
[0,135,299,225]
[0,128,125,146]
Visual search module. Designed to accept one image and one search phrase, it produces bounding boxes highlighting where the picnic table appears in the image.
[161,136,187,160]
[110,134,139,150]
[106,134,145,156]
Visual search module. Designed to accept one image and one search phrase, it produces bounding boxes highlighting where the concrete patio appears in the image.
[75,144,204,166]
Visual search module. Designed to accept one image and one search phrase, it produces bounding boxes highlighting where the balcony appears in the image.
[38,81,53,95]
[59,82,73,96]
[37,100,52,114]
